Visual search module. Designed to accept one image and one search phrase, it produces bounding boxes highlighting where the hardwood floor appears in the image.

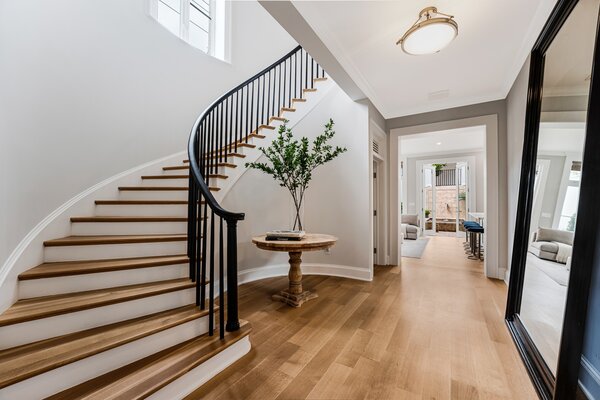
[185,236,537,400]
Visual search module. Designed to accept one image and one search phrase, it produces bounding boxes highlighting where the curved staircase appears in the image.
[0,46,326,399]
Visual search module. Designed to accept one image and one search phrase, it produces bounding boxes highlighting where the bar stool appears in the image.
[468,224,484,260]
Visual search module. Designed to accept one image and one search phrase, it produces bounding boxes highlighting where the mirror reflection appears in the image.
[519,0,598,374]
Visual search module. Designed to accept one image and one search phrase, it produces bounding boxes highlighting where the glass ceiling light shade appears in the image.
[396,7,458,55]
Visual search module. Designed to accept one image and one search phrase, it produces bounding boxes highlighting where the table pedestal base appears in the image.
[272,290,318,308]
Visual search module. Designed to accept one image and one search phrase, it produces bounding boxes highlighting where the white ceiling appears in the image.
[543,0,599,96]
[292,0,558,118]
[539,122,586,154]
[399,125,485,157]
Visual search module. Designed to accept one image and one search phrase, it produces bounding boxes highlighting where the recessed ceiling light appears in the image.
[396,7,458,55]
[436,142,442,145]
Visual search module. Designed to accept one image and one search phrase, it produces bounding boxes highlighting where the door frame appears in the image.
[370,122,388,266]
[415,156,478,237]
[391,118,499,277]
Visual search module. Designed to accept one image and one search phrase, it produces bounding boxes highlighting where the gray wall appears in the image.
[388,100,508,272]
[505,57,530,278]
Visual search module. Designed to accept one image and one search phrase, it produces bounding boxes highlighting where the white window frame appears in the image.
[148,0,228,59]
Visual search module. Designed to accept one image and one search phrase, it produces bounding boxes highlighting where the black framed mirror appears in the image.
[506,0,600,399]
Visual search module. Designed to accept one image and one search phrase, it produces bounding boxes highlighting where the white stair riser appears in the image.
[95,204,188,217]
[147,335,251,400]
[71,221,188,235]
[0,317,212,400]
[140,178,189,187]
[19,264,188,298]
[119,190,189,201]
[161,167,190,175]
[0,288,196,349]
[44,240,187,262]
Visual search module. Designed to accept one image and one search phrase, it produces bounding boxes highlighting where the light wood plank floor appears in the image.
[186,236,537,400]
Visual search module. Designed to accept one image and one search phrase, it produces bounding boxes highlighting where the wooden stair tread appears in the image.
[270,116,286,122]
[119,186,220,192]
[313,77,328,82]
[46,323,251,400]
[95,200,193,205]
[0,305,209,389]
[0,279,195,327]
[303,88,317,92]
[162,165,189,171]
[19,255,189,280]
[141,175,189,180]
[44,234,188,247]
[208,174,228,179]
[70,216,193,223]
[163,163,236,170]
[280,107,296,112]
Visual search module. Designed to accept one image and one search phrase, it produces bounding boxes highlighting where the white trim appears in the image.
[238,263,373,285]
[390,115,503,279]
[220,78,335,201]
[147,335,251,400]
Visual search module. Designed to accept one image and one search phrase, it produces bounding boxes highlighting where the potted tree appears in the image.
[246,119,346,231]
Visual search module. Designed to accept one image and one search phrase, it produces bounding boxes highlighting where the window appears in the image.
[557,161,582,231]
[149,0,227,59]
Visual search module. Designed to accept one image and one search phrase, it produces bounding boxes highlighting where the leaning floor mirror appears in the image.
[506,0,600,399]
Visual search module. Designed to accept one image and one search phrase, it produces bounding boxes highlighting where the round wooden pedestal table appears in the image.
[252,233,338,307]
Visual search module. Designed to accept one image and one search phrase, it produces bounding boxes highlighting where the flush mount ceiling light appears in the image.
[396,6,458,55]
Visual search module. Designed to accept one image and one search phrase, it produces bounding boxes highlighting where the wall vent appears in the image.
[372,140,380,154]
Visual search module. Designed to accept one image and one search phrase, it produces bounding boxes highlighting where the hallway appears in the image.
[186,236,537,400]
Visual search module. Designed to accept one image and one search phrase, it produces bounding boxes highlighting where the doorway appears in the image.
[421,161,471,237]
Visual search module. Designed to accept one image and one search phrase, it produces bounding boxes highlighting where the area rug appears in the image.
[527,252,569,286]
[401,237,430,259]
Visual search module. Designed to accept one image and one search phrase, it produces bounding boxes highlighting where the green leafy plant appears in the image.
[458,191,466,200]
[432,163,447,176]
[424,209,431,218]
[567,213,577,232]
[246,119,347,231]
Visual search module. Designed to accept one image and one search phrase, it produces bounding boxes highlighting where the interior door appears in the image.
[457,162,468,234]
[422,165,435,234]
[373,160,378,262]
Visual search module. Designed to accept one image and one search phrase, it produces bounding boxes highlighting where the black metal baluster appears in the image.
[200,200,208,309]
[299,50,303,101]
[278,65,282,116]
[295,51,298,99]
[305,49,308,96]
[226,219,240,332]
[219,217,224,339]
[311,58,315,88]
[209,210,215,336]
[195,191,202,305]
[283,57,287,107]
[250,81,254,141]
[219,102,224,165]
[269,70,274,122]
[260,75,264,126]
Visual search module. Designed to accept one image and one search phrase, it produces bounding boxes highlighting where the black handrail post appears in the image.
[225,219,240,332]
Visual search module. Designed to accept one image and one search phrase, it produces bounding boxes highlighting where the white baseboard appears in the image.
[238,263,372,286]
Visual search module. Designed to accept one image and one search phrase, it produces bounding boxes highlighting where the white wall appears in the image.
[0,0,295,272]
[222,85,372,281]
[505,57,530,279]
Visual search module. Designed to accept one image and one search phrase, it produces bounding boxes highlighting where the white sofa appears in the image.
[529,227,573,264]
[401,214,421,240]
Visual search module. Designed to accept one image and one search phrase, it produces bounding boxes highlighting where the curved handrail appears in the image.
[186,45,325,337]
[187,44,302,218]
